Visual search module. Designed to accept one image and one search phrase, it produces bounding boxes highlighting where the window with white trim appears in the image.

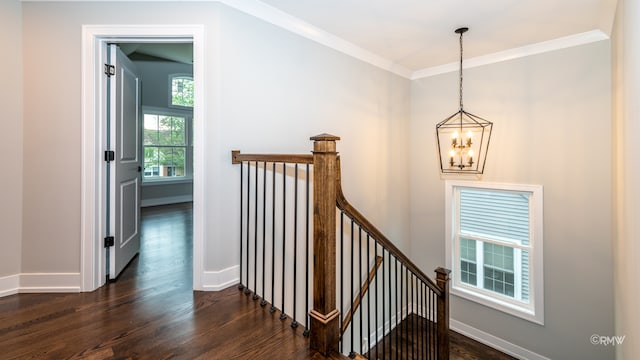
[170,74,193,108]
[142,108,192,182]
[445,181,544,324]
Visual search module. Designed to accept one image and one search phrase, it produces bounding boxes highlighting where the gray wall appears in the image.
[409,41,614,359]
[19,2,411,275]
[0,0,22,278]
[134,60,194,205]
[136,60,192,109]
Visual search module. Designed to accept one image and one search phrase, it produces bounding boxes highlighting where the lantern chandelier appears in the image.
[436,27,493,174]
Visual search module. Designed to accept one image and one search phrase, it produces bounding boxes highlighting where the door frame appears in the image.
[81,25,206,291]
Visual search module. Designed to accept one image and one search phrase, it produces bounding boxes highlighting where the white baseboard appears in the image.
[451,319,550,360]
[0,273,81,297]
[141,195,193,207]
[201,265,240,291]
[0,274,19,297]
[19,273,81,293]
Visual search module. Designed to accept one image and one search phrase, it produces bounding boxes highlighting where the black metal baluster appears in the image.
[374,240,379,359]
[270,162,276,313]
[291,164,299,328]
[349,218,355,358]
[393,256,400,359]
[245,162,251,296]
[261,162,267,307]
[411,272,414,357]
[303,164,310,336]
[416,282,424,359]
[239,161,245,291]
[405,267,409,357]
[422,282,426,360]
[359,228,363,356]
[366,234,371,358]
[400,264,405,357]
[253,161,259,300]
[429,288,432,360]
[396,258,399,360]
[382,249,386,360]
[413,274,416,358]
[431,289,435,360]
[280,162,287,320]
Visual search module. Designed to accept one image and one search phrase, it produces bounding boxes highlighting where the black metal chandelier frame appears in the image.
[436,27,493,174]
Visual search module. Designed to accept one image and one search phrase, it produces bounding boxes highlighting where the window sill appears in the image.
[142,177,193,186]
[451,285,543,325]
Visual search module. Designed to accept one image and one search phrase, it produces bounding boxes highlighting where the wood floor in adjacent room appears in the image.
[0,202,515,359]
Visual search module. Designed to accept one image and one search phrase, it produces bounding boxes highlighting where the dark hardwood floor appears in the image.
[0,203,515,359]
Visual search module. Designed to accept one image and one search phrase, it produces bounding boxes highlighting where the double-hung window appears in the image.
[143,111,191,180]
[446,181,544,324]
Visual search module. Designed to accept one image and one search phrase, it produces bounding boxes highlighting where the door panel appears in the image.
[109,44,141,280]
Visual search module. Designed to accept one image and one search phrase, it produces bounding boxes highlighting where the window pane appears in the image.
[483,266,515,297]
[484,243,514,271]
[521,250,530,302]
[460,238,477,285]
[460,237,476,261]
[171,76,194,107]
[156,116,186,146]
[143,114,159,145]
[483,242,515,298]
[171,117,185,146]
[461,261,477,285]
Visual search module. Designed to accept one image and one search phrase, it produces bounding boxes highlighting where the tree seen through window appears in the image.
[143,114,186,178]
[171,76,194,107]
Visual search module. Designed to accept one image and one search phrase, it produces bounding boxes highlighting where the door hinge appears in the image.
[104,236,115,248]
[104,150,115,162]
[104,64,115,77]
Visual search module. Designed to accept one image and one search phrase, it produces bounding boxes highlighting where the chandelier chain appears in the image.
[459,30,464,110]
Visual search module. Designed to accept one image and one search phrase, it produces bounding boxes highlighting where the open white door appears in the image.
[108,44,141,280]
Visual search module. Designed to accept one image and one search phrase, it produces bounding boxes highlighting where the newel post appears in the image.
[435,267,451,360]
[309,133,341,356]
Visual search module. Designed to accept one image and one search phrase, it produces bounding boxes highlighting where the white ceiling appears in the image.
[258,0,618,73]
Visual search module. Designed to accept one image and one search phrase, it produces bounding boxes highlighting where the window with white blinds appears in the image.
[446,181,544,324]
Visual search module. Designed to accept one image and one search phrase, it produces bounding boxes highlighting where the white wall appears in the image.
[20,2,411,284]
[410,41,614,359]
[0,0,23,284]
[612,0,640,358]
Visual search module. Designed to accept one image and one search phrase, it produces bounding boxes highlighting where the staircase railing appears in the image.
[232,134,450,359]
[336,156,450,359]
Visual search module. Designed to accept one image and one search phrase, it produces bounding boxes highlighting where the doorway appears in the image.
[81,25,206,292]
[106,42,195,280]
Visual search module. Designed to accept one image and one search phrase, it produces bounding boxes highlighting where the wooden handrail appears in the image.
[341,256,383,334]
[335,157,443,296]
[231,150,313,165]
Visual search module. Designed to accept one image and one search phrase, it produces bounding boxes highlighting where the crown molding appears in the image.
[20,1,609,81]
[219,0,413,78]
[411,29,609,80]
[22,0,413,78]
